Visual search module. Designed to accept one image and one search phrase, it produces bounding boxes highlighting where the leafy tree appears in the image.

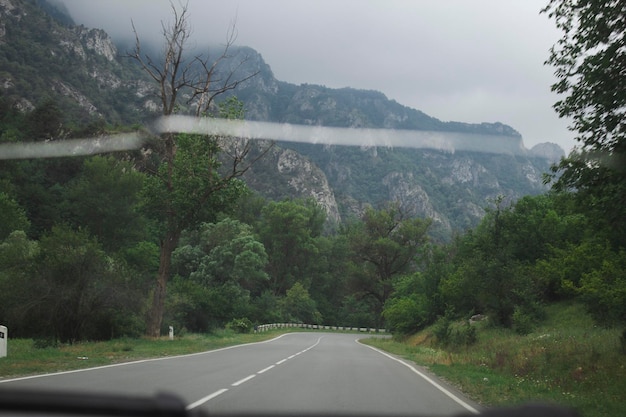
[383,274,432,335]
[176,218,269,294]
[65,156,146,251]
[339,295,378,328]
[169,218,268,330]
[279,282,322,324]
[543,0,626,247]
[259,198,326,295]
[543,0,626,338]
[0,192,30,239]
[384,244,450,334]
[440,199,533,327]
[26,226,142,342]
[308,234,351,326]
[346,203,431,327]
[576,248,626,327]
[0,231,39,336]
[25,98,64,141]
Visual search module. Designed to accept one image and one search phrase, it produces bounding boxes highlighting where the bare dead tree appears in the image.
[127,1,272,337]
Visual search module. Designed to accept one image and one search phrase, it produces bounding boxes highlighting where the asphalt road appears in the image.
[0,333,480,416]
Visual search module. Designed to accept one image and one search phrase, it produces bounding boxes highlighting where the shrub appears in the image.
[433,313,478,348]
[226,318,253,334]
[33,338,58,349]
[432,314,452,344]
[512,306,535,335]
[449,321,478,347]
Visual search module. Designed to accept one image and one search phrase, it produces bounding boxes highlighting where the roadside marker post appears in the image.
[0,325,7,358]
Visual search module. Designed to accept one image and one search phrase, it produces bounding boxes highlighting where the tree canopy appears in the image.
[543,0,626,247]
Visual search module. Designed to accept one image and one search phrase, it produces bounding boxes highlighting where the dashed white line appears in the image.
[258,365,275,374]
[186,335,324,410]
[185,388,228,410]
[232,374,256,386]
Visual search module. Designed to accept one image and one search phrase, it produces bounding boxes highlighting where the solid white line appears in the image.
[358,340,479,414]
[231,374,256,386]
[257,365,275,374]
[185,388,228,410]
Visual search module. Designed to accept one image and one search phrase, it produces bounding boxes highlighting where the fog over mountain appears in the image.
[57,0,576,153]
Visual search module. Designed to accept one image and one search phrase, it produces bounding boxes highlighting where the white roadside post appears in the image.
[168,326,174,340]
[0,325,7,358]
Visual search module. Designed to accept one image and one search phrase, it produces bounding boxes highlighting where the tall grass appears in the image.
[363,302,626,417]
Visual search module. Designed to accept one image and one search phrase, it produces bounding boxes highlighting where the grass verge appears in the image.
[0,329,283,379]
[362,302,626,417]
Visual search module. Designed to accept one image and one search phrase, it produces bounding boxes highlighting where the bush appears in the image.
[512,306,535,335]
[432,313,477,348]
[33,338,58,349]
[432,314,452,344]
[449,321,478,347]
[511,302,545,335]
[383,295,429,335]
[226,318,253,334]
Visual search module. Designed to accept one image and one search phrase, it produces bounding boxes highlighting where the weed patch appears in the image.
[363,302,626,417]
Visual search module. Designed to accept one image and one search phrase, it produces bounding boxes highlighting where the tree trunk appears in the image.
[146,230,180,338]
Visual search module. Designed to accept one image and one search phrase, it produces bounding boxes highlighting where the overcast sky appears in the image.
[60,0,575,152]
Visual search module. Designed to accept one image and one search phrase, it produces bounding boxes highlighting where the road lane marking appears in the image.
[0,333,297,384]
[231,374,256,386]
[187,335,324,410]
[185,388,228,410]
[257,365,275,374]
[358,340,479,415]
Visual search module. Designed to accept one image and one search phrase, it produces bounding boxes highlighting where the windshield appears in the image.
[0,1,624,417]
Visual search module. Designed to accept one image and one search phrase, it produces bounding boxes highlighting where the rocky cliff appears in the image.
[1,0,563,239]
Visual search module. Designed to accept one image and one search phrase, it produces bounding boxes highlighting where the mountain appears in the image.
[0,0,564,239]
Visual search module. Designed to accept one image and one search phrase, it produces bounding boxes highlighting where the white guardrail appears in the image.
[254,323,388,333]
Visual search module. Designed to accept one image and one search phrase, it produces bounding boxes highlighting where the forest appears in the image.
[0,94,624,347]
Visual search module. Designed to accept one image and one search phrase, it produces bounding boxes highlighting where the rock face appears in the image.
[0,0,153,122]
[3,0,565,239]
[239,143,341,225]
[269,143,554,239]
[530,142,567,162]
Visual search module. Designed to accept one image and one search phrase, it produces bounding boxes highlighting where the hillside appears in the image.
[0,0,564,238]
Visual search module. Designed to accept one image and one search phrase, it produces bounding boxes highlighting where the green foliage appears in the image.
[168,218,269,331]
[576,249,626,327]
[279,282,322,324]
[383,274,433,335]
[64,156,146,251]
[259,198,326,295]
[226,318,253,334]
[339,295,378,328]
[543,0,626,248]
[140,133,247,233]
[346,203,431,327]
[0,192,30,239]
[511,306,535,336]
